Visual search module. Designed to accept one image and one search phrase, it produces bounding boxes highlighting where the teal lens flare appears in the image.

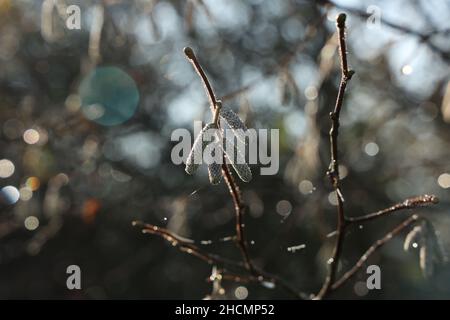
[79,67,139,126]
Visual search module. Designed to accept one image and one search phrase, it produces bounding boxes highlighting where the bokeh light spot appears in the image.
[83,104,105,121]
[24,216,39,231]
[82,198,101,224]
[276,200,292,216]
[0,185,20,205]
[26,177,40,191]
[65,94,81,113]
[299,180,314,195]
[234,286,248,300]
[328,191,338,206]
[0,159,15,178]
[304,85,318,100]
[19,187,33,201]
[23,128,40,144]
[364,142,379,156]
[339,164,348,179]
[401,64,413,75]
[437,173,450,189]
[79,67,140,126]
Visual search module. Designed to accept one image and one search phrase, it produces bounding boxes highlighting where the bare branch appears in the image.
[221,161,255,274]
[132,221,308,299]
[183,47,218,111]
[132,221,242,267]
[331,215,422,291]
[347,195,438,224]
[183,47,256,274]
[315,13,353,300]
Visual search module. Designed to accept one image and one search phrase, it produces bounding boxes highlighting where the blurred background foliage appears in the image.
[0,0,449,299]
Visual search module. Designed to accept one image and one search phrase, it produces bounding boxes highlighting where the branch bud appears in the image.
[336,13,346,28]
[183,47,195,60]
[347,69,355,79]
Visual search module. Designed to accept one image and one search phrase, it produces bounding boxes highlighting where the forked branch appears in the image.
[132,221,307,299]
[132,221,243,268]
[134,13,439,300]
[316,13,354,300]
[315,14,439,300]
[331,214,422,291]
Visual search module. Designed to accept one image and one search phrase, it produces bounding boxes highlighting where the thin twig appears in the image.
[183,47,256,275]
[330,214,422,291]
[132,221,242,267]
[314,15,440,299]
[136,22,441,300]
[134,48,310,298]
[139,47,309,299]
[346,195,438,224]
[313,13,440,300]
[222,162,255,274]
[183,47,217,112]
[315,13,354,300]
[132,221,307,298]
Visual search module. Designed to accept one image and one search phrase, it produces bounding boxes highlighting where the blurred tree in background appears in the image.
[0,0,449,299]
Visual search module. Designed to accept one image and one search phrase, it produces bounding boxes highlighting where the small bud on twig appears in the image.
[347,69,355,79]
[403,194,439,206]
[183,46,195,60]
[336,13,346,28]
